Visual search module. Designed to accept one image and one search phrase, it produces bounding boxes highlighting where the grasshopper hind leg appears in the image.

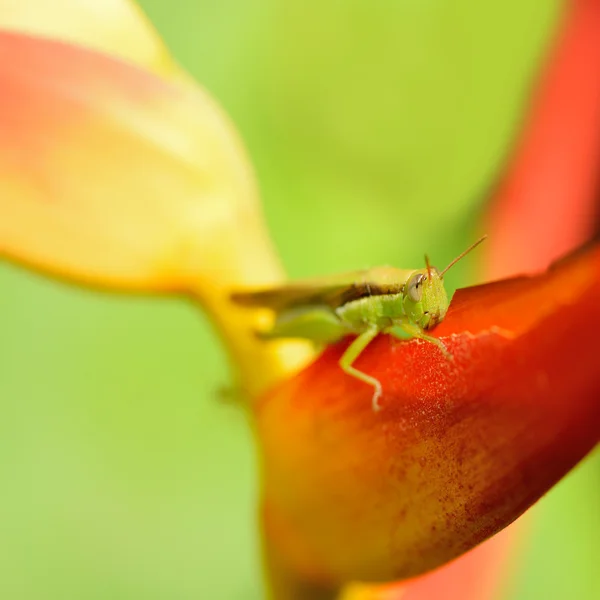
[258,307,347,344]
[339,327,382,411]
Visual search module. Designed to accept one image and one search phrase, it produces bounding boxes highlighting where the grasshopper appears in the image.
[231,237,486,410]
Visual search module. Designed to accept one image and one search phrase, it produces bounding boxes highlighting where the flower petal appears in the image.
[0,30,313,396]
[484,0,600,279]
[340,526,520,600]
[257,242,600,588]
[0,30,268,291]
[0,0,178,77]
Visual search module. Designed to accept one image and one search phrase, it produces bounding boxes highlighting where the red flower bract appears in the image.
[256,242,600,589]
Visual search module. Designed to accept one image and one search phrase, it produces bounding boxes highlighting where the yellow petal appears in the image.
[0,0,177,77]
[0,31,239,289]
[0,30,312,394]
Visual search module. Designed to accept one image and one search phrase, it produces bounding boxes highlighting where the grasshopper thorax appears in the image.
[402,266,449,330]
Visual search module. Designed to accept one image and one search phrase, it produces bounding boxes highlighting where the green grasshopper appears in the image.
[231,237,486,411]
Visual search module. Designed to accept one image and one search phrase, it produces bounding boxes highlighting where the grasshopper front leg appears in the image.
[339,326,382,411]
[399,321,452,360]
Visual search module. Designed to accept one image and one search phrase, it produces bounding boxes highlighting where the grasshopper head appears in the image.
[401,236,487,330]
[402,265,449,330]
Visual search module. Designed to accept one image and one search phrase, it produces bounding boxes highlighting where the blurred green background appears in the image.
[0,1,598,598]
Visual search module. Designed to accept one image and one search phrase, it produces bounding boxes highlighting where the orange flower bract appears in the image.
[257,243,600,588]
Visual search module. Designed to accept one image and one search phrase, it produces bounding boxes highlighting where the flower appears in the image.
[0,1,598,599]
[260,242,600,594]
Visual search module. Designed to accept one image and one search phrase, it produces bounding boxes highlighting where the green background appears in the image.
[0,1,598,598]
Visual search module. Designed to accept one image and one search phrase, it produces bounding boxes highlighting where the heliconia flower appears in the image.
[0,2,598,600]
[258,241,600,593]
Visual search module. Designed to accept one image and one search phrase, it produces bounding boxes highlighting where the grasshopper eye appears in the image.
[406,273,424,303]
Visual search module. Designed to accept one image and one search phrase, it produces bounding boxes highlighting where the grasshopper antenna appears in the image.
[424,254,432,278]
[440,235,487,278]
